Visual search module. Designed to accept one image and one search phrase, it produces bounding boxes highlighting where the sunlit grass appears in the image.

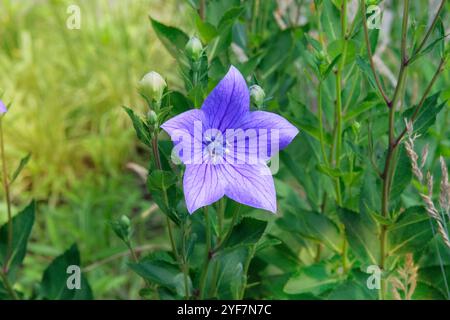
[0,0,187,298]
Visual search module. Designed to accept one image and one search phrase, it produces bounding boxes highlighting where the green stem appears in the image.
[181,222,190,299]
[199,0,206,20]
[411,0,445,57]
[215,204,241,251]
[217,198,225,240]
[240,245,256,300]
[317,82,329,167]
[151,135,189,298]
[251,0,260,34]
[166,217,179,259]
[379,0,410,300]
[0,271,18,300]
[361,0,390,105]
[395,58,447,146]
[333,0,349,272]
[0,120,13,273]
[198,207,211,299]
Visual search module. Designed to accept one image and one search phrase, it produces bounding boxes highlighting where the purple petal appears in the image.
[161,109,206,164]
[218,162,277,213]
[0,100,7,114]
[161,109,205,138]
[201,66,250,131]
[236,111,299,159]
[183,164,226,214]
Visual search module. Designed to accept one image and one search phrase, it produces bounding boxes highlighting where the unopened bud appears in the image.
[250,85,266,108]
[185,36,203,61]
[138,71,167,104]
[147,110,158,125]
[352,121,361,135]
[111,215,131,243]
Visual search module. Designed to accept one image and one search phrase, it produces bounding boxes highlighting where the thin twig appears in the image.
[394,58,447,147]
[361,0,390,106]
[411,0,446,58]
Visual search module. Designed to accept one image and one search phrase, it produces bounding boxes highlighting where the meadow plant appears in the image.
[120,0,450,300]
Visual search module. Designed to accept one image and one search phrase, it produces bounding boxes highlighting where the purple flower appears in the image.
[161,66,299,214]
[0,100,7,114]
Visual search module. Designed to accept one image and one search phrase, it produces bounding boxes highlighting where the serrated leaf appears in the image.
[401,92,445,135]
[284,263,340,295]
[224,218,267,249]
[338,208,379,265]
[277,210,342,253]
[147,170,177,192]
[388,206,433,255]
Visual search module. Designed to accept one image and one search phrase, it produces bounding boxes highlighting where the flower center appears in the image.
[204,134,230,164]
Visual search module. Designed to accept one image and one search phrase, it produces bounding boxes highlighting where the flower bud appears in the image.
[111,215,131,243]
[0,100,7,115]
[138,71,167,104]
[185,36,203,61]
[250,85,266,108]
[316,50,326,62]
[147,110,158,125]
[352,121,361,136]
[120,215,131,228]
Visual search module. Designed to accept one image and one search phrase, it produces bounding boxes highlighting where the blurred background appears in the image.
[0,0,194,299]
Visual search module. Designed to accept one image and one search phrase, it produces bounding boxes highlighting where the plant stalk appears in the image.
[0,120,13,273]
[198,206,211,299]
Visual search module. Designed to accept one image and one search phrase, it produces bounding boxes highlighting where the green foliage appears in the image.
[0,202,35,274]
[1,0,450,301]
[40,244,93,300]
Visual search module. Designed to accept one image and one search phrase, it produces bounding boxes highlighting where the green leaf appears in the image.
[217,6,244,30]
[149,18,189,59]
[388,206,433,255]
[320,0,341,41]
[10,153,31,184]
[316,163,342,178]
[401,92,445,135]
[338,208,379,265]
[147,170,177,192]
[328,40,357,66]
[214,247,247,299]
[277,210,342,253]
[0,201,35,274]
[195,15,217,43]
[344,92,383,121]
[146,170,180,224]
[129,252,189,295]
[356,56,378,91]
[390,145,412,199]
[224,217,267,249]
[321,54,341,79]
[327,270,377,300]
[40,244,93,300]
[284,263,340,295]
[123,106,152,147]
[359,169,380,218]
